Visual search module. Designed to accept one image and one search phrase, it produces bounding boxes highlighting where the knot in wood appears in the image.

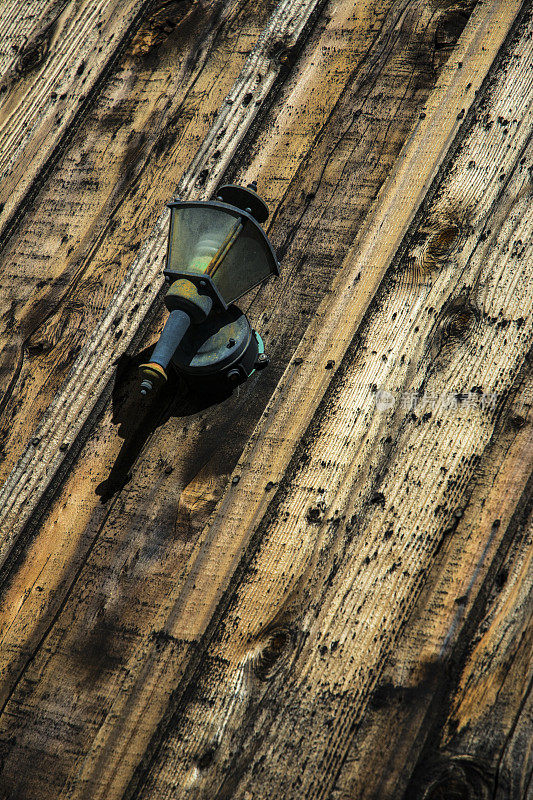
[268,40,296,67]
[419,755,493,800]
[307,501,326,523]
[431,298,480,361]
[132,0,195,59]
[435,12,470,51]
[442,305,477,339]
[404,223,462,287]
[195,744,218,770]
[15,31,51,75]
[252,627,293,682]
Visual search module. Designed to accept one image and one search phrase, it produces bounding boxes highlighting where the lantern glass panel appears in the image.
[168,205,277,305]
[209,219,277,304]
[168,206,240,276]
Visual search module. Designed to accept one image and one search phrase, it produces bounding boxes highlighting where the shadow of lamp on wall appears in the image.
[139,182,280,395]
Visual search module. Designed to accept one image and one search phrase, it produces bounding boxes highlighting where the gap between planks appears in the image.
[49,1,528,798]
[130,9,533,795]
[0,0,522,574]
[0,0,329,566]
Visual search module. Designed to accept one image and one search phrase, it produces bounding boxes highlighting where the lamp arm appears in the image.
[139,309,191,395]
[150,309,191,369]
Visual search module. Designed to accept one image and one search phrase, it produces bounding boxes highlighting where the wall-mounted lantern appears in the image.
[139,182,279,395]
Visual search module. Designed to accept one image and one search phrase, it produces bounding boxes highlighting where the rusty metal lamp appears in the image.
[139,182,279,395]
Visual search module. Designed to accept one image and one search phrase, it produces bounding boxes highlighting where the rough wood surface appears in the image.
[0,1,531,799]
[333,369,533,799]
[128,8,533,796]
[0,3,469,796]
[0,0,282,483]
[0,0,327,569]
[0,0,151,241]
[0,0,60,78]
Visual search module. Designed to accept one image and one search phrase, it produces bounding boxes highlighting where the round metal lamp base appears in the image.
[170,305,268,389]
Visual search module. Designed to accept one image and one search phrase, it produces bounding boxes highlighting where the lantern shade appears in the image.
[167,202,278,305]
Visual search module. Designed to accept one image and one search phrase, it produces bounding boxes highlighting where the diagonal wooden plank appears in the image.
[0,0,156,243]
[0,0,328,568]
[410,509,533,800]
[396,475,533,800]
[129,9,533,795]
[0,0,279,483]
[0,4,473,799]
[333,367,533,799]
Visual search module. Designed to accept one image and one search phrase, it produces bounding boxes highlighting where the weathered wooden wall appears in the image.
[0,0,531,798]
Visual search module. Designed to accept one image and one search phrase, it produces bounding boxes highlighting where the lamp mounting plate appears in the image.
[216,184,269,224]
[171,306,265,387]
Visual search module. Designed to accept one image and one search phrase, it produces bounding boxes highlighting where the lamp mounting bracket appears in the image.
[162,270,229,311]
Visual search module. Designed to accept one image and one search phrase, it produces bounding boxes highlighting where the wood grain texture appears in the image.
[126,7,533,795]
[0,1,531,799]
[0,0,327,572]
[0,2,494,799]
[0,0,282,483]
[137,0,522,647]
[0,0,64,79]
[0,0,152,239]
[333,367,533,799]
